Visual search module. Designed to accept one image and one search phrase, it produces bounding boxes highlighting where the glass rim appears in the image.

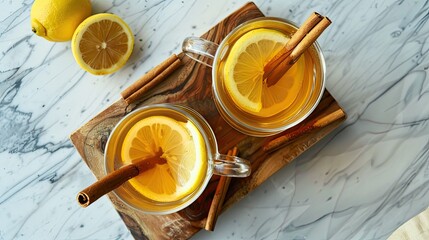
[103,103,217,215]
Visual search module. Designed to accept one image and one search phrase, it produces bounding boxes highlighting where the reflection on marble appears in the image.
[1,0,429,239]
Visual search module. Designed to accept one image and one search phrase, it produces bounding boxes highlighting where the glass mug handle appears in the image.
[182,37,218,67]
[213,153,251,177]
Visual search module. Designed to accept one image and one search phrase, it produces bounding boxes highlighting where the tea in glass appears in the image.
[183,17,325,136]
[104,104,250,214]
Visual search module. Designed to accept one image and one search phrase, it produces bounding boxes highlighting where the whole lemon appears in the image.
[30,0,92,42]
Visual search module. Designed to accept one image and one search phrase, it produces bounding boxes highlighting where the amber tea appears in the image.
[104,104,250,214]
[183,17,325,136]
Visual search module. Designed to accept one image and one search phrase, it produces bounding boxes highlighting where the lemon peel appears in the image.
[30,0,91,42]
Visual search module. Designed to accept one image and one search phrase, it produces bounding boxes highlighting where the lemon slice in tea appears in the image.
[224,28,305,116]
[121,116,207,202]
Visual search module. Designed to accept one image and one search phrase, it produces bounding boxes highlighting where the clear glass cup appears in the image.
[182,17,326,137]
[104,103,251,214]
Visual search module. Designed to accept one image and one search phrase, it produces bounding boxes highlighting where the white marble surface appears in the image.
[1,0,429,239]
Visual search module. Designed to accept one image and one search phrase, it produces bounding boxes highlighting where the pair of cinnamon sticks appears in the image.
[77,153,165,207]
[121,54,182,104]
[264,12,331,87]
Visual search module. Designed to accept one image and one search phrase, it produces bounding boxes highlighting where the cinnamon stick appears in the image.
[121,54,182,104]
[263,12,323,76]
[263,109,344,152]
[290,17,331,60]
[264,13,331,87]
[204,147,238,231]
[313,108,345,128]
[77,154,166,207]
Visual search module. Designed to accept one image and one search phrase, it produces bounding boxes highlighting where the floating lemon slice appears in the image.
[72,13,134,75]
[121,116,206,202]
[224,28,305,116]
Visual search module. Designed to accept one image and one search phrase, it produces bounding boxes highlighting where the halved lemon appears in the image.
[121,116,207,202]
[71,13,134,75]
[224,28,305,116]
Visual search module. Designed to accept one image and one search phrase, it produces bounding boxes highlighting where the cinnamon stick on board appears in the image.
[204,147,238,231]
[264,13,331,87]
[77,153,165,207]
[121,54,182,104]
[263,109,345,152]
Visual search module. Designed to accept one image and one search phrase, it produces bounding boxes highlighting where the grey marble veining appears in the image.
[1,0,429,239]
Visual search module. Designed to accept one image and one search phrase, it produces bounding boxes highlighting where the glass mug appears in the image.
[182,17,326,137]
[104,104,251,214]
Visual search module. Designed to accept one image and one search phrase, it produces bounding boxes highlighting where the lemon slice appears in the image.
[224,28,305,116]
[71,13,134,75]
[121,116,207,202]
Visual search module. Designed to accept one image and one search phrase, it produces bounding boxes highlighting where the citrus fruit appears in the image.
[224,28,305,116]
[121,116,207,202]
[71,13,134,75]
[30,0,91,42]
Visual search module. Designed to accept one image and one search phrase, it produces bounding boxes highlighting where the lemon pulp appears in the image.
[121,116,207,202]
[72,13,134,75]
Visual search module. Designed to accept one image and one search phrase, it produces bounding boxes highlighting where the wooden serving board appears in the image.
[70,2,346,239]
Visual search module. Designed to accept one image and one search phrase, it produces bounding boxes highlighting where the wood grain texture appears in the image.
[70,2,346,239]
